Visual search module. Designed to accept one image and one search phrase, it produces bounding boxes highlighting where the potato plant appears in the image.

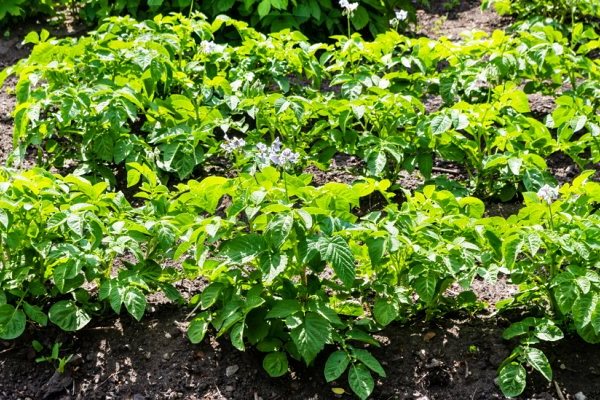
[1,3,600,399]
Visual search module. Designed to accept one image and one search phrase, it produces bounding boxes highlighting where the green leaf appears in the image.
[373,299,398,327]
[524,347,552,382]
[124,287,146,321]
[348,363,374,400]
[367,151,386,176]
[554,283,579,315]
[263,351,289,377]
[23,302,47,326]
[0,304,26,340]
[201,283,223,309]
[430,115,453,135]
[524,233,541,257]
[188,312,210,344]
[230,321,245,351]
[266,299,302,319]
[502,320,531,340]
[366,237,385,267]
[417,153,433,178]
[317,235,355,288]
[507,157,522,175]
[48,301,91,332]
[221,234,267,264]
[352,349,386,377]
[498,362,526,398]
[351,6,369,30]
[290,312,331,364]
[324,350,350,382]
[573,292,597,329]
[258,252,288,283]
[148,0,164,8]
[265,213,293,249]
[257,0,271,18]
[414,270,438,303]
[570,115,587,133]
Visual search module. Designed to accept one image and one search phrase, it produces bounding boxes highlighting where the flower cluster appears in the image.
[220,134,246,154]
[257,138,300,168]
[200,40,225,55]
[339,0,359,16]
[537,184,559,205]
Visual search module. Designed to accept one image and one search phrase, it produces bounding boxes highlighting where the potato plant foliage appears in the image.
[1,6,600,400]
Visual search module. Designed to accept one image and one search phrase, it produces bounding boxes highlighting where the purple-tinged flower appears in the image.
[220,134,246,154]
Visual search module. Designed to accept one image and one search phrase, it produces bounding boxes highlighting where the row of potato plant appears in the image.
[1,164,599,398]
[2,14,600,199]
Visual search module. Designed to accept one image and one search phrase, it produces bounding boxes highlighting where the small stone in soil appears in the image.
[574,392,587,400]
[225,365,239,377]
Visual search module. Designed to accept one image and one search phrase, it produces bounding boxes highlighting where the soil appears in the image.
[1,5,600,400]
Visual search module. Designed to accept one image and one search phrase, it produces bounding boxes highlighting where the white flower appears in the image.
[220,134,246,154]
[255,138,300,168]
[200,40,224,55]
[395,9,408,21]
[537,184,559,204]
[339,0,359,15]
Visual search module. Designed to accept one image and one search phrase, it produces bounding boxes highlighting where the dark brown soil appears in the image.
[416,0,512,40]
[1,7,600,400]
[2,304,599,400]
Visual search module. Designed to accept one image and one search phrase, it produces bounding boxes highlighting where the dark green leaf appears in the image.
[498,362,526,398]
[348,363,374,400]
[263,352,289,377]
[324,350,350,382]
[0,304,26,340]
[48,301,91,332]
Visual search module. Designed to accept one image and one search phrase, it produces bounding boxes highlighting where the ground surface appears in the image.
[1,2,600,400]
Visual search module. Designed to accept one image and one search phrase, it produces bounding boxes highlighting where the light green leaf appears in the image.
[257,0,271,18]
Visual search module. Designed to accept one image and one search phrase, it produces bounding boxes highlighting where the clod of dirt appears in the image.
[38,371,72,399]
[226,365,240,377]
